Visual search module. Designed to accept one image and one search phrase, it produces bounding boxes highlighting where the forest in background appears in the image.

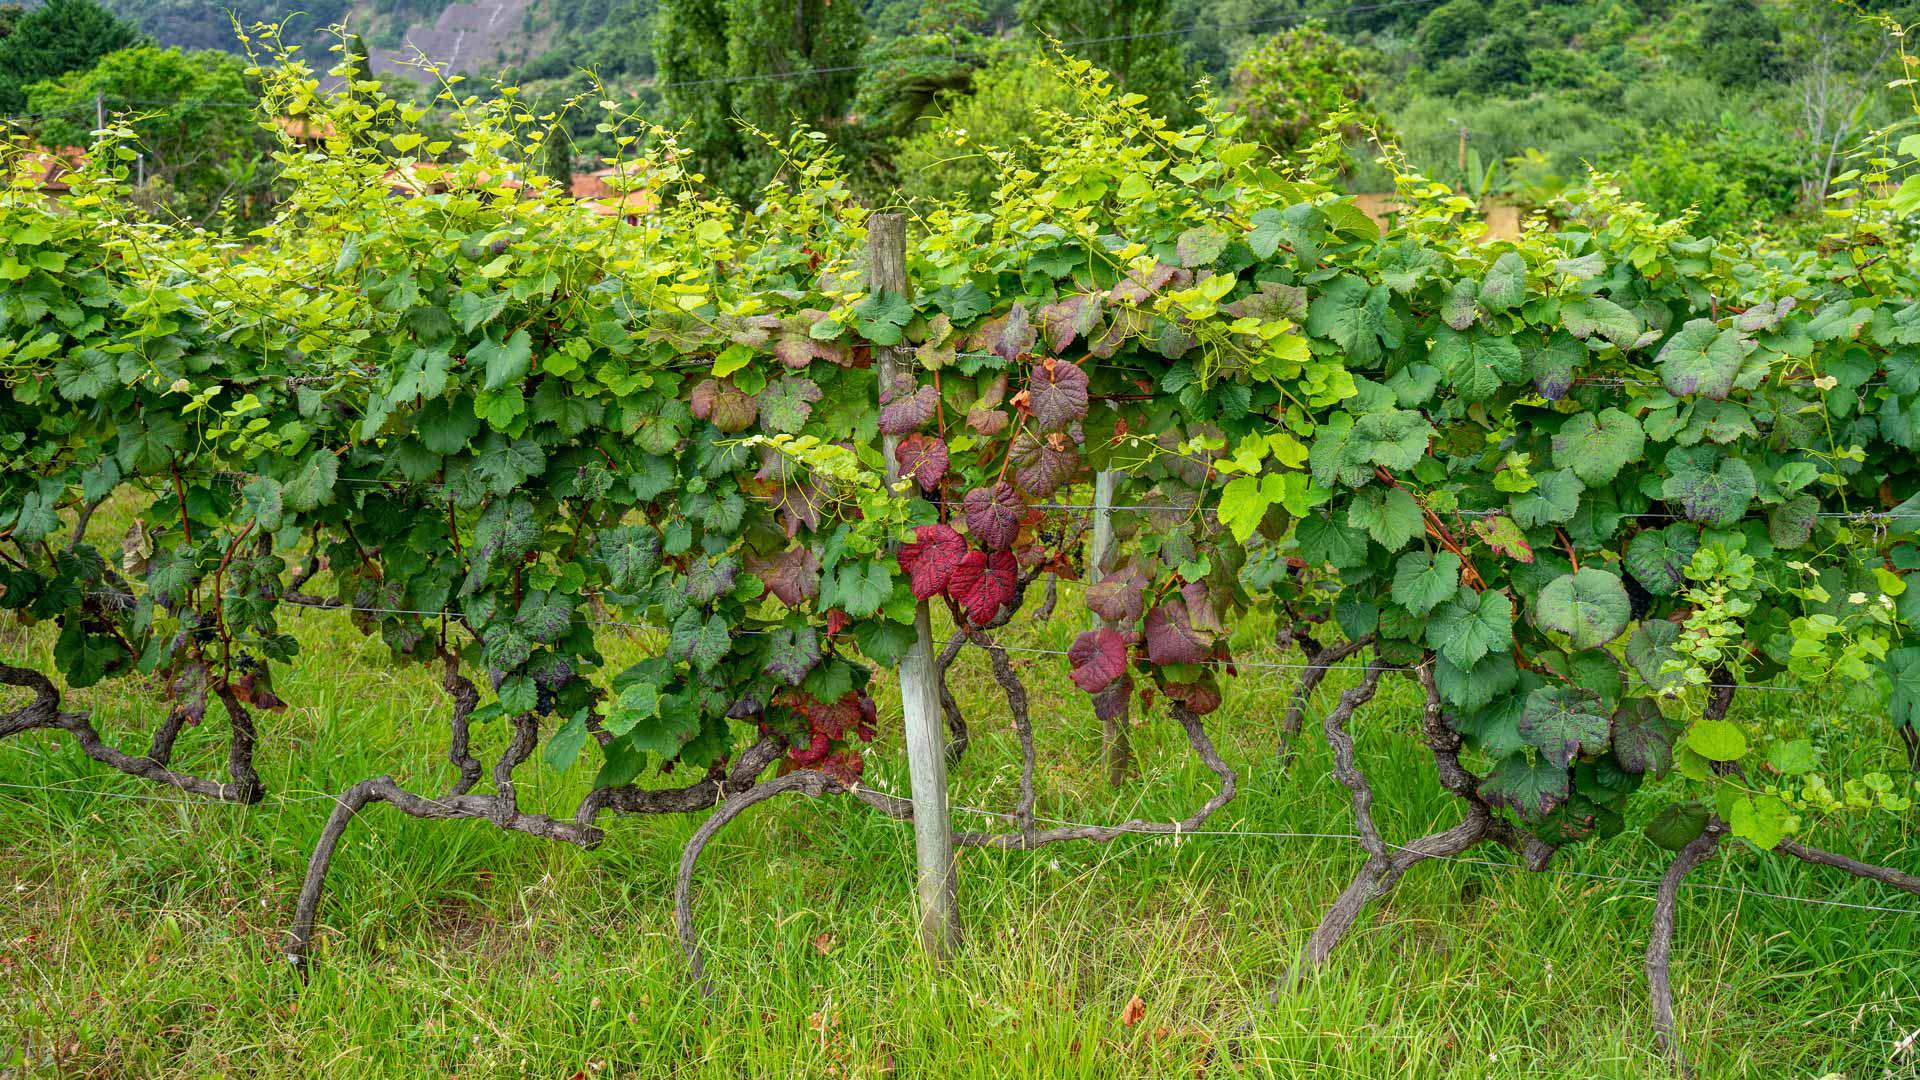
[1,0,1917,236]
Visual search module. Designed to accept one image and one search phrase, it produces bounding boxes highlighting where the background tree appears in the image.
[1018,0,1193,118]
[1226,22,1382,163]
[889,48,1076,206]
[1696,0,1781,86]
[27,45,267,224]
[0,0,145,113]
[1414,0,1488,62]
[657,0,865,196]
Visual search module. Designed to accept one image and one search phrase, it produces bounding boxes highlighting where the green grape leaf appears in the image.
[1625,524,1698,595]
[1561,295,1641,349]
[1645,803,1709,851]
[1551,408,1644,484]
[1347,486,1423,551]
[1391,551,1462,615]
[282,450,339,513]
[1686,718,1748,761]
[1306,276,1403,366]
[1517,686,1610,768]
[472,328,534,391]
[1478,751,1569,820]
[513,588,574,644]
[1478,251,1527,313]
[1426,587,1514,668]
[670,608,732,672]
[1609,699,1680,775]
[1435,650,1519,710]
[764,626,822,686]
[1510,468,1583,528]
[1430,327,1525,401]
[1662,447,1755,528]
[1534,568,1631,650]
[1657,319,1749,400]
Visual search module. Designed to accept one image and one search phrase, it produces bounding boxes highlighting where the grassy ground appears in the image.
[4,577,1920,1079]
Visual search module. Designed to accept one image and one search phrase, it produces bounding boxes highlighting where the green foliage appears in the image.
[1226,23,1382,162]
[0,0,144,112]
[26,46,270,226]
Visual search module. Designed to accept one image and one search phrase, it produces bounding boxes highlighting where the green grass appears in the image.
[3,585,1920,1078]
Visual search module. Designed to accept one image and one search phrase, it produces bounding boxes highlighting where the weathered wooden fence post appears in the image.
[1088,470,1132,786]
[869,213,958,959]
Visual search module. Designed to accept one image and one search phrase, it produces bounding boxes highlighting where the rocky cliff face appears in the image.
[369,0,533,78]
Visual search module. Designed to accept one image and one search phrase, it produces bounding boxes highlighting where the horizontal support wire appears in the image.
[0,773,1910,917]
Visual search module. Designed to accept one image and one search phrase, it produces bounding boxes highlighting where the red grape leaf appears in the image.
[1091,673,1132,721]
[1178,581,1226,635]
[689,378,758,433]
[967,372,1010,435]
[962,482,1022,551]
[895,433,949,493]
[1085,562,1148,624]
[897,524,967,600]
[746,546,821,607]
[1068,627,1129,693]
[947,548,1017,626]
[1144,597,1215,665]
[971,302,1036,362]
[877,373,940,435]
[1110,261,1188,305]
[1025,359,1089,430]
[1009,429,1080,499]
[1162,676,1223,716]
[1039,295,1103,354]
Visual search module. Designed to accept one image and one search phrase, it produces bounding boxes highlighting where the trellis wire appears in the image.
[0,775,1913,917]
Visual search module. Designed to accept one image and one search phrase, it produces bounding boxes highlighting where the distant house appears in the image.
[570,166,654,223]
[274,116,338,146]
[4,142,87,201]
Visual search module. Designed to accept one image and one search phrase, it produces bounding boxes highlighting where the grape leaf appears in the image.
[1517,686,1610,768]
[747,546,820,607]
[1391,551,1462,615]
[1085,562,1148,624]
[1478,751,1570,819]
[1430,327,1525,401]
[823,560,893,619]
[1478,251,1527,312]
[1662,446,1755,528]
[1561,295,1641,349]
[685,555,739,604]
[689,378,758,433]
[764,626,822,686]
[514,589,574,644]
[1610,698,1680,775]
[1534,568,1631,650]
[1886,647,1920,732]
[963,482,1021,550]
[1434,650,1519,710]
[1625,524,1699,596]
[594,527,662,595]
[1026,359,1090,430]
[1306,276,1403,366]
[757,376,822,434]
[1645,803,1710,851]
[1347,486,1424,551]
[1425,587,1514,668]
[1552,408,1644,484]
[1471,514,1534,562]
[895,433,949,493]
[1626,620,1685,693]
[283,450,339,513]
[1009,429,1079,499]
[877,375,940,435]
[897,523,967,600]
[1657,319,1749,400]
[472,328,533,391]
[1068,628,1129,693]
[1510,468,1583,528]
[1144,596,1215,665]
[947,548,1017,625]
[671,609,731,671]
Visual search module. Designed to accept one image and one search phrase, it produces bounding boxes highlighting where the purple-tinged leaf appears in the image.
[895,433,949,493]
[948,548,1017,626]
[897,524,967,600]
[1025,359,1089,430]
[962,482,1022,551]
[1068,628,1130,693]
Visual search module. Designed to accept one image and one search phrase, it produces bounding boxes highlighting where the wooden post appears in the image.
[1089,470,1132,786]
[869,213,958,959]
